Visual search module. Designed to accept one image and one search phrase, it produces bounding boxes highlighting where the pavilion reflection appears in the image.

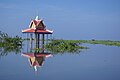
[21,51,52,72]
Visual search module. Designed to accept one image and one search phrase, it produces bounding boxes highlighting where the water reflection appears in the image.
[46,47,83,54]
[0,43,84,57]
[21,51,52,72]
[0,44,22,56]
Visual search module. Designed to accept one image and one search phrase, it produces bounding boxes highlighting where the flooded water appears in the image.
[0,0,120,79]
[0,43,120,80]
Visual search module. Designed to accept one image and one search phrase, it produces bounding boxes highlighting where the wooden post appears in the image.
[38,34,40,48]
[46,34,48,44]
[0,31,1,42]
[30,33,33,50]
[50,34,52,41]
[35,33,38,48]
[27,33,28,52]
[42,34,45,52]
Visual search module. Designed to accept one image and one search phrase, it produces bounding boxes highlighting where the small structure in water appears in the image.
[22,16,53,72]
[22,16,53,50]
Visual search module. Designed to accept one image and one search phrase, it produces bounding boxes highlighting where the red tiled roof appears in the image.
[22,28,53,34]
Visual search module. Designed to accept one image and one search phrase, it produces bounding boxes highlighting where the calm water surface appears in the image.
[0,44,120,80]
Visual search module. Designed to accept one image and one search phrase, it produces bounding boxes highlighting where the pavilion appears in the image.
[22,16,53,50]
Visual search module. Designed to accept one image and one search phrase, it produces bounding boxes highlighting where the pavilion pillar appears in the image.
[30,33,33,50]
[38,34,40,48]
[46,34,48,44]
[27,33,29,52]
[35,33,38,49]
[50,34,52,41]
[42,34,45,52]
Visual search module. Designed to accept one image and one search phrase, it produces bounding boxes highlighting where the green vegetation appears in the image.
[0,31,23,56]
[45,39,120,54]
[45,39,88,54]
[63,40,120,47]
[1,31,120,55]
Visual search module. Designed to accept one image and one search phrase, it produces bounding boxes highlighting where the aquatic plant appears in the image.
[77,40,120,47]
[0,31,22,46]
[44,39,120,54]
[45,39,88,54]
[59,40,120,47]
[0,44,22,56]
[0,31,23,56]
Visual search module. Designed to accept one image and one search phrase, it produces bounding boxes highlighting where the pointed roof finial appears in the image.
[35,16,39,21]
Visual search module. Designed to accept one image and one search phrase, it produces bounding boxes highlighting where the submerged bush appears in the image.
[45,40,88,54]
[0,31,23,56]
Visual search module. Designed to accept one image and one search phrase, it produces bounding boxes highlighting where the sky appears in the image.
[0,0,120,40]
